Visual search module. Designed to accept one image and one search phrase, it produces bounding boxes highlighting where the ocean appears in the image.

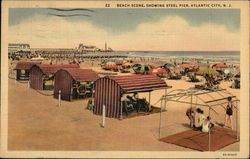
[85,51,240,64]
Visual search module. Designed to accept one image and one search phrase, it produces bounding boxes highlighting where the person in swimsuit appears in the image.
[198,109,206,131]
[202,116,215,133]
[224,96,233,129]
[186,106,197,128]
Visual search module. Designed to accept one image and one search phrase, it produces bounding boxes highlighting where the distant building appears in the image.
[78,43,100,52]
[104,42,113,52]
[8,43,31,53]
[105,42,107,52]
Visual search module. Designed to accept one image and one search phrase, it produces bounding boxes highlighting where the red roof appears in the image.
[35,64,79,75]
[107,75,168,93]
[61,68,99,81]
[15,61,42,70]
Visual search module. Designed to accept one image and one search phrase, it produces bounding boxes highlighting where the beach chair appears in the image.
[77,84,88,98]
[122,101,134,115]
[137,98,149,112]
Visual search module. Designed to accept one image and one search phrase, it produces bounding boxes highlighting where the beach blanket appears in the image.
[159,126,238,151]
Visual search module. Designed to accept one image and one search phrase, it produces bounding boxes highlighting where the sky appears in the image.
[8,8,240,51]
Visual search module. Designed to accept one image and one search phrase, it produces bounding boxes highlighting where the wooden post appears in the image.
[58,90,61,107]
[28,80,30,88]
[102,104,106,128]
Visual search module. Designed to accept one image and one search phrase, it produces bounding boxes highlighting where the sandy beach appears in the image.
[8,59,240,151]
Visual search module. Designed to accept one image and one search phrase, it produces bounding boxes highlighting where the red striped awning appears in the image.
[108,75,168,93]
[15,61,42,70]
[61,68,99,81]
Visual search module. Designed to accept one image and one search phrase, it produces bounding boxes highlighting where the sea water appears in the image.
[85,51,240,64]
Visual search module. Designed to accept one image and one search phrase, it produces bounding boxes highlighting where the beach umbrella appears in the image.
[179,62,198,68]
[133,65,152,74]
[141,65,152,71]
[224,68,238,74]
[163,63,174,68]
[103,64,118,70]
[123,62,133,66]
[148,68,169,75]
[132,64,141,68]
[197,67,219,75]
[212,63,228,68]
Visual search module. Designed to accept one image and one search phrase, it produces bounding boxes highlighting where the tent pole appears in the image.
[164,89,167,110]
[208,107,211,151]
[159,97,163,139]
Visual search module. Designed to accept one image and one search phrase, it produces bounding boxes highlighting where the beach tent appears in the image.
[197,68,219,75]
[158,88,239,151]
[14,61,42,80]
[148,68,169,76]
[54,68,99,101]
[93,75,169,119]
[133,65,153,74]
[212,63,228,68]
[29,64,79,90]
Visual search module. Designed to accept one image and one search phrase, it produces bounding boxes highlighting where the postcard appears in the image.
[1,0,249,158]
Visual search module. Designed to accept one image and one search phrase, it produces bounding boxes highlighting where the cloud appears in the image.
[8,14,240,51]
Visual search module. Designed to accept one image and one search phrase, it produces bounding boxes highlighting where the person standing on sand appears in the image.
[224,96,234,129]
[186,106,197,128]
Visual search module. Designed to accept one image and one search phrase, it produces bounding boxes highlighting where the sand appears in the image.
[7,59,240,151]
